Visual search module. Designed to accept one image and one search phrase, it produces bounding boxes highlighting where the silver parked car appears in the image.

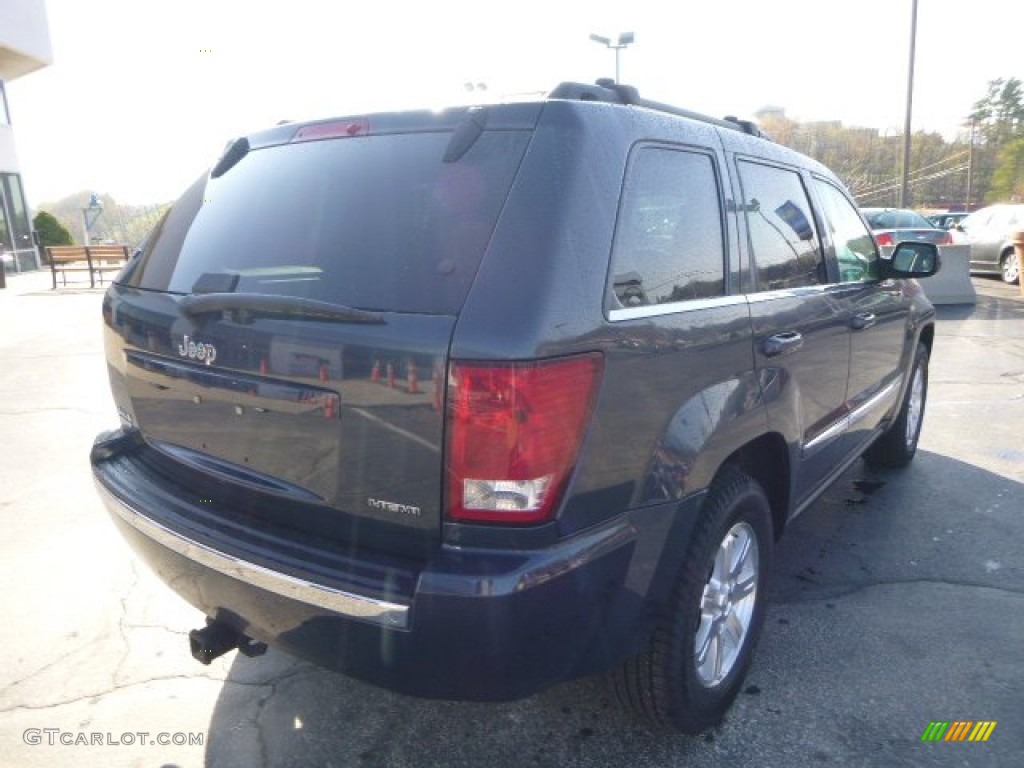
[957,203,1024,284]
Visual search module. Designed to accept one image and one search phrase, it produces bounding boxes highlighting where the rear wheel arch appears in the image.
[721,433,790,541]
[613,464,774,732]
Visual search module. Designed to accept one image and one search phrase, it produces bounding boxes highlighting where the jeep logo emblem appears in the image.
[177,334,217,365]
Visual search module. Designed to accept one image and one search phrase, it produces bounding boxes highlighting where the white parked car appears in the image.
[957,204,1024,284]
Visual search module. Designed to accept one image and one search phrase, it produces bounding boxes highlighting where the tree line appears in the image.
[759,77,1023,210]
[33,192,170,250]
[31,77,1024,252]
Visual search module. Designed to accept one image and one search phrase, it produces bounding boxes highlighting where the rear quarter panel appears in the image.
[453,103,768,536]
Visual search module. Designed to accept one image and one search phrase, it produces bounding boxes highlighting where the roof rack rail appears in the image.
[546,79,767,139]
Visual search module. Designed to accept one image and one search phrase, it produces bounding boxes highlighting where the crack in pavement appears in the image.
[112,561,141,688]
[0,620,191,700]
[248,669,310,767]
[3,560,199,710]
[1,553,311,717]
[0,653,311,717]
[0,407,109,417]
[0,635,114,700]
[3,352,103,359]
[0,672,268,714]
[123,623,191,635]
[773,576,1024,605]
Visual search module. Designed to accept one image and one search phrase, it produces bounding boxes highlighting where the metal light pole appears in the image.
[589,32,635,83]
[81,193,104,246]
[899,0,919,207]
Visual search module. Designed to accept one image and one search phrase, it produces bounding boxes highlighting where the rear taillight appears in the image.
[875,232,893,246]
[445,354,604,524]
[937,231,953,245]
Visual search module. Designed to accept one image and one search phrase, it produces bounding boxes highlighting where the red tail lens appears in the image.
[292,119,370,143]
[445,354,604,524]
[875,232,893,246]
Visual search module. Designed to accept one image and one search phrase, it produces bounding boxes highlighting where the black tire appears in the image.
[613,466,773,734]
[864,342,929,469]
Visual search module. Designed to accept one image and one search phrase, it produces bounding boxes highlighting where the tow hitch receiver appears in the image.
[189,619,268,665]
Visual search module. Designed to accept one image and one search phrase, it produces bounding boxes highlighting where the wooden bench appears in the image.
[47,245,131,289]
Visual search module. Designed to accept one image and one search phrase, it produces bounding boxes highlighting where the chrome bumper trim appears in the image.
[96,479,409,629]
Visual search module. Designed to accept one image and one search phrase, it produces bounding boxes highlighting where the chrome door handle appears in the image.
[763,331,804,357]
[852,313,877,330]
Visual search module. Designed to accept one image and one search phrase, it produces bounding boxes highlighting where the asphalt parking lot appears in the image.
[0,269,1021,767]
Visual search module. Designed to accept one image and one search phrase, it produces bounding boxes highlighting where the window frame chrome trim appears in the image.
[744,284,836,304]
[608,293,747,322]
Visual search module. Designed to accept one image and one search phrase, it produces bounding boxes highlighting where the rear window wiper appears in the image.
[179,292,386,324]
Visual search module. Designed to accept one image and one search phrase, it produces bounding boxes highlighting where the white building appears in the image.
[1,0,53,272]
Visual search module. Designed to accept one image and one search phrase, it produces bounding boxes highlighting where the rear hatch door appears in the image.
[104,107,536,557]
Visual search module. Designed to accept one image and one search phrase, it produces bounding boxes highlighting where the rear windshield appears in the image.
[863,209,933,230]
[120,129,531,314]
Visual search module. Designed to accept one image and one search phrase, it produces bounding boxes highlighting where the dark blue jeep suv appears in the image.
[91,80,939,733]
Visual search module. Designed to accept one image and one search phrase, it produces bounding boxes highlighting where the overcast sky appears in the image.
[8,0,1023,206]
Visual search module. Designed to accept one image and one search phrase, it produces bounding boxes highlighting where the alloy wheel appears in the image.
[1003,251,1020,284]
[695,521,759,687]
[905,364,925,450]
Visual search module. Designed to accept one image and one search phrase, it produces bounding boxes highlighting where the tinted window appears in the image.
[609,148,725,308]
[738,161,824,291]
[122,130,530,314]
[814,179,879,283]
[0,186,9,252]
[863,209,934,230]
[2,174,31,249]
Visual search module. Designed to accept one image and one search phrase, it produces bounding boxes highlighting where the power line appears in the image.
[854,163,969,201]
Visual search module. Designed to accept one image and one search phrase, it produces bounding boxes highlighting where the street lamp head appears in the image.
[590,31,634,84]
[590,32,634,49]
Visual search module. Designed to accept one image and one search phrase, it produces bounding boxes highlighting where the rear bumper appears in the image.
[97,479,409,629]
[92,430,695,700]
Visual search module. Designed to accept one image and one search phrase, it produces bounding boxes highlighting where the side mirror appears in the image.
[882,241,940,279]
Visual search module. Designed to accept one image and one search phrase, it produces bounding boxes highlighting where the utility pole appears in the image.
[966,117,976,211]
[899,0,919,207]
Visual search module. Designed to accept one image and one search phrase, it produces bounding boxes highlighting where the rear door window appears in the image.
[122,130,531,315]
[607,146,726,311]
